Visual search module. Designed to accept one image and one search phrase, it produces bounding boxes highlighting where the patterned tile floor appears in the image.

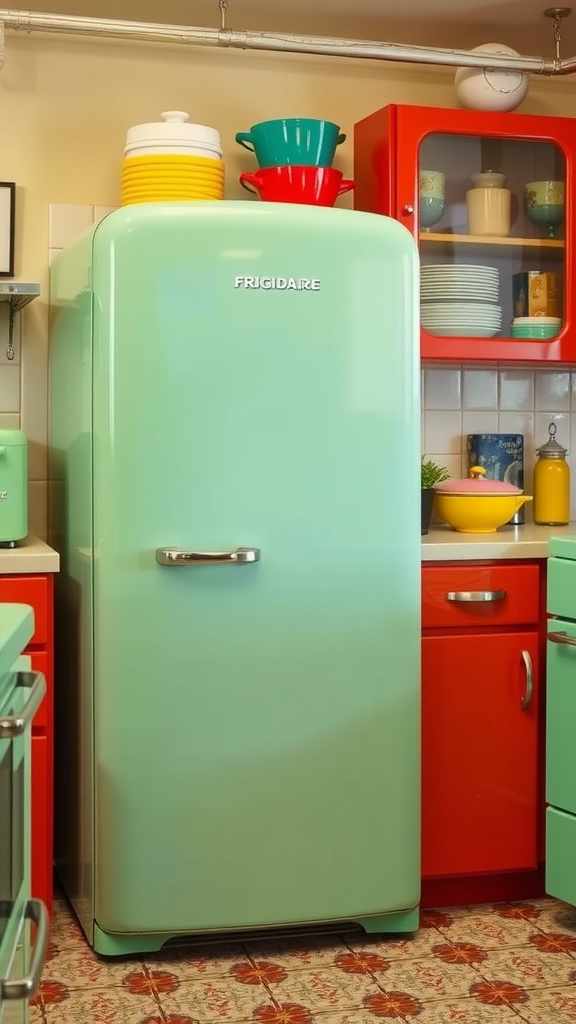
[31,894,576,1023]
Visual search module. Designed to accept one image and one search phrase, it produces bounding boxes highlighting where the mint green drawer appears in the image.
[548,557,576,619]
[546,806,576,906]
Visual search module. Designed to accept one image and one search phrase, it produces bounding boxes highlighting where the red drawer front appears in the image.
[0,575,48,645]
[29,650,50,732]
[422,564,540,629]
[32,734,52,912]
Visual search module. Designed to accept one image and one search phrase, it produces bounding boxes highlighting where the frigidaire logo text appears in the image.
[234,276,320,291]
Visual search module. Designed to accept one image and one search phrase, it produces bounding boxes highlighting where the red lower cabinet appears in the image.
[422,631,540,877]
[1,572,55,913]
[421,561,546,906]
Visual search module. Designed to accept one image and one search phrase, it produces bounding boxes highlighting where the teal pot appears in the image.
[235,118,346,168]
[421,488,435,536]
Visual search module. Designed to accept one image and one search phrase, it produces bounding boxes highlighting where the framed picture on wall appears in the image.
[0,183,15,277]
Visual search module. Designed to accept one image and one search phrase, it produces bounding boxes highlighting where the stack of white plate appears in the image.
[421,264,501,338]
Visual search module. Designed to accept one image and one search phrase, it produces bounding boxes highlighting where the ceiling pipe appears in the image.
[0,7,566,76]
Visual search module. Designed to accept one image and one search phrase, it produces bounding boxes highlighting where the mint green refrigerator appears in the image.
[49,201,421,956]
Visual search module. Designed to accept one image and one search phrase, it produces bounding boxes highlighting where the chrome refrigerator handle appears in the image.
[1,899,49,999]
[446,590,506,603]
[0,672,46,738]
[156,547,261,566]
[548,630,576,647]
[520,650,533,711]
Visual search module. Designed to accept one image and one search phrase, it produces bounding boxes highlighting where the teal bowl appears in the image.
[511,327,559,339]
[235,118,346,168]
[419,196,445,230]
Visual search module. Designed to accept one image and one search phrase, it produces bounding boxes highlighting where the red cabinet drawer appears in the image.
[29,650,50,732]
[422,564,540,629]
[0,575,48,645]
[31,734,51,910]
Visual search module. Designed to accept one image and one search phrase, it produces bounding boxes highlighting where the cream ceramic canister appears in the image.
[466,170,511,237]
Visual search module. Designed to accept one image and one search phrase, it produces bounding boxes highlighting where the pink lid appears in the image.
[435,466,522,495]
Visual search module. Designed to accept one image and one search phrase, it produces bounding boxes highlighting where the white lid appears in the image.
[125,111,221,150]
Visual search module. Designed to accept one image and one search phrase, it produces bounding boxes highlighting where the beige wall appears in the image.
[2,29,576,536]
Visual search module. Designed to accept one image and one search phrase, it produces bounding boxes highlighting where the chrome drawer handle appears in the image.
[0,672,46,738]
[548,630,576,647]
[1,899,49,999]
[520,650,533,711]
[156,547,260,566]
[446,590,506,603]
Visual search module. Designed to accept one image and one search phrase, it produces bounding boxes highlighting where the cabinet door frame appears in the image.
[355,103,576,364]
[422,629,540,879]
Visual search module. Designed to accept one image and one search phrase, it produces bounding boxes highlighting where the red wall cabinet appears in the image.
[354,104,576,363]
[421,561,546,907]
[0,573,54,913]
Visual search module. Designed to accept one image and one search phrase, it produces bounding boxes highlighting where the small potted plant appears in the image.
[421,456,450,535]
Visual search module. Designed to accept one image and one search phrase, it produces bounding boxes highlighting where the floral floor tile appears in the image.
[372,950,483,1001]
[143,942,249,979]
[513,986,576,1022]
[39,985,161,1023]
[398,994,529,1023]
[260,965,382,1011]
[47,904,87,949]
[529,901,576,937]
[342,923,449,960]
[472,943,576,989]
[313,1010,391,1024]
[36,945,143,989]
[432,904,544,949]
[242,935,348,972]
[156,977,277,1022]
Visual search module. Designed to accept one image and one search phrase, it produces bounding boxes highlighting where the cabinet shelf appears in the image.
[420,232,564,250]
[0,282,40,311]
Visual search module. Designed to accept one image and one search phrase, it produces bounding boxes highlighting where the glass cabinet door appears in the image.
[418,132,565,353]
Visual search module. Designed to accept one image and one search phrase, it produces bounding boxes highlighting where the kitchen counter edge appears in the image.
[0,534,59,573]
[422,522,576,561]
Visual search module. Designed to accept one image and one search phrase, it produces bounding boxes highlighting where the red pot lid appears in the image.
[435,466,522,495]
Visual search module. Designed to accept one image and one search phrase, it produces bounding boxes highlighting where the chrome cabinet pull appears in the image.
[1,899,49,999]
[548,630,576,647]
[156,547,260,566]
[520,650,533,711]
[446,590,506,603]
[0,672,46,738]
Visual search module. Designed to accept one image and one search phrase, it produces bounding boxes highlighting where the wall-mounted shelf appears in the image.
[419,233,564,249]
[0,282,40,311]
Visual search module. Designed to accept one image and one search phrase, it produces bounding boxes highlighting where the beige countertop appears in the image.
[423,522,576,561]
[0,535,59,574]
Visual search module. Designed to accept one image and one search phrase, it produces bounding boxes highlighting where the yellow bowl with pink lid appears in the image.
[434,465,532,533]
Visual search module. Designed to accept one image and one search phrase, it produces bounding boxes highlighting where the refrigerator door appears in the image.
[91,202,420,936]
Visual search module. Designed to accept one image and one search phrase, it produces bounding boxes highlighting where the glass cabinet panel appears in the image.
[418,133,565,344]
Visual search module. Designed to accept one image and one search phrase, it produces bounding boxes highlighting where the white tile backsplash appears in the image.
[462,368,498,410]
[535,371,571,411]
[424,367,461,410]
[48,203,94,249]
[423,365,576,520]
[499,370,535,412]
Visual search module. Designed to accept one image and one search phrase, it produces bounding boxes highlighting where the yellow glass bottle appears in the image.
[533,423,570,526]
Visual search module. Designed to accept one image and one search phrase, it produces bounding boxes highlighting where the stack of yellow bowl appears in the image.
[121,110,225,206]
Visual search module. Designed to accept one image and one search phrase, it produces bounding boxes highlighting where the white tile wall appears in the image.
[422,364,576,521]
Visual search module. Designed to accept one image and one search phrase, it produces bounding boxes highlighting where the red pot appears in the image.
[239,165,355,206]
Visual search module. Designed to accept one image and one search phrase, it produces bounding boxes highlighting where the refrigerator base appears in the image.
[92,907,419,957]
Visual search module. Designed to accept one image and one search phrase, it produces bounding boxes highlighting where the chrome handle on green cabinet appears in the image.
[548,630,576,647]
[0,672,46,738]
[156,547,261,566]
[1,899,49,999]
[520,650,533,711]
[446,590,506,603]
